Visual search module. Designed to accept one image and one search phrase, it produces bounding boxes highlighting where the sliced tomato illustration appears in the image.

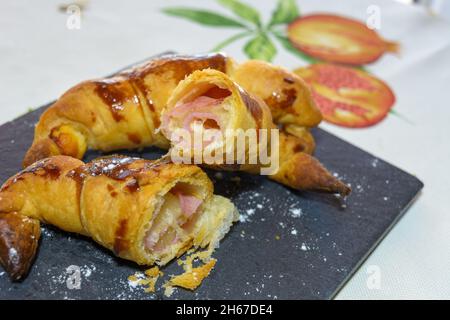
[288,14,399,65]
[295,63,395,128]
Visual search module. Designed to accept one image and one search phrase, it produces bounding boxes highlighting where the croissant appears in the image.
[23,53,349,195]
[161,69,350,195]
[0,155,238,280]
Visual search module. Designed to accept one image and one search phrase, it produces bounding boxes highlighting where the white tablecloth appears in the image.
[1,0,449,299]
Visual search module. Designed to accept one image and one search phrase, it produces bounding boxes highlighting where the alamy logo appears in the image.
[66,265,81,289]
[366,265,381,290]
[66,5,81,30]
[366,5,381,30]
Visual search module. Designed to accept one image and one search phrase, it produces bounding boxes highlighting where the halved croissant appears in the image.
[23,53,349,195]
[160,68,274,173]
[0,155,238,280]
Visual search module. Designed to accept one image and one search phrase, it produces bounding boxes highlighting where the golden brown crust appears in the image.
[231,60,322,128]
[282,125,316,155]
[23,138,61,168]
[122,53,231,118]
[2,156,87,234]
[271,136,351,196]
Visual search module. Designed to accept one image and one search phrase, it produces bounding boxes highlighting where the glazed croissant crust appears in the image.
[0,155,238,280]
[23,53,349,195]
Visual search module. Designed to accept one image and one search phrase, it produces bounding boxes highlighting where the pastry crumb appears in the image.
[128,266,162,293]
[145,266,162,277]
[167,259,217,291]
[127,238,218,296]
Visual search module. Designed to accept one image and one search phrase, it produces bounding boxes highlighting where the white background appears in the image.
[1,0,449,299]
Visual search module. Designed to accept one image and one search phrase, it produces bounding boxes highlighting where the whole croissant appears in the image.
[0,155,238,280]
[23,53,350,195]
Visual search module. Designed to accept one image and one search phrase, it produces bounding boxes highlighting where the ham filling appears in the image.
[176,191,203,218]
[161,86,232,145]
[144,184,204,253]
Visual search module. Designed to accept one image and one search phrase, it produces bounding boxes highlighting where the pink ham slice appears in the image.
[173,96,221,115]
[173,191,203,218]
[161,95,226,134]
[144,194,202,251]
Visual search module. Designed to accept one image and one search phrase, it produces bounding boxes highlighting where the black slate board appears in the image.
[0,60,423,300]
